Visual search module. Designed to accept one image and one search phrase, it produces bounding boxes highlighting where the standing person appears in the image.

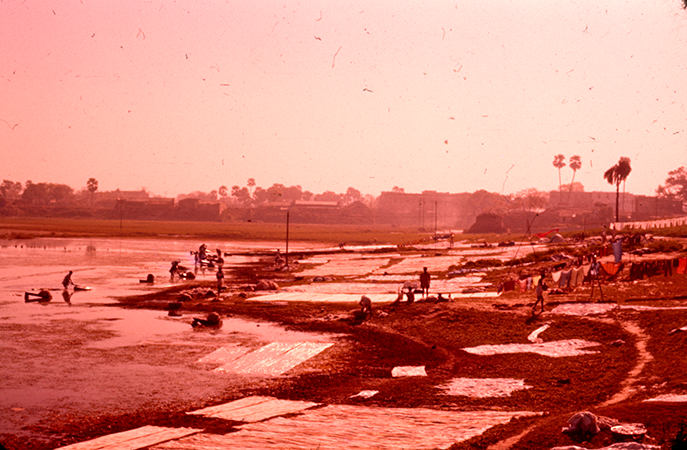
[533,271,548,315]
[62,271,74,289]
[420,267,431,299]
[216,268,224,294]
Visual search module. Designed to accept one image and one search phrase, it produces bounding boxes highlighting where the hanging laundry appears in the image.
[532,275,541,287]
[498,280,516,294]
[601,262,623,278]
[558,269,572,289]
[677,258,687,275]
[629,262,644,281]
[551,270,562,283]
[516,278,528,292]
[612,239,623,263]
[664,259,673,277]
[571,267,585,287]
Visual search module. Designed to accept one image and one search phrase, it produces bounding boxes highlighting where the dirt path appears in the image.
[598,319,652,407]
[474,315,653,450]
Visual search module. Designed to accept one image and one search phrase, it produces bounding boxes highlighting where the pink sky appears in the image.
[1,0,686,198]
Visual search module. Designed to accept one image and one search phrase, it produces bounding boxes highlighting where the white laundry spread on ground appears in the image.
[392,366,427,377]
[350,390,379,399]
[463,339,600,357]
[528,324,551,343]
[437,378,532,398]
[197,345,250,365]
[250,292,395,303]
[156,405,538,450]
[644,393,687,402]
[298,256,390,277]
[55,426,201,450]
[552,303,687,316]
[202,342,334,376]
[187,396,319,422]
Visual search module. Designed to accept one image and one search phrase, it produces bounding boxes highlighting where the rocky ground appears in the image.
[6,243,687,450]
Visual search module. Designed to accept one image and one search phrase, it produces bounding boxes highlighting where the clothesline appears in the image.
[499,256,687,294]
[612,216,687,231]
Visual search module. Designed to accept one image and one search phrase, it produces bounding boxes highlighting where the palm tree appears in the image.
[86,178,98,207]
[552,154,566,203]
[567,155,582,204]
[603,157,632,223]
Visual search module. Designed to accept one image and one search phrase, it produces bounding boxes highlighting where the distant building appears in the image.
[94,189,149,208]
[548,190,682,220]
[251,200,372,224]
[375,191,472,229]
[176,198,225,221]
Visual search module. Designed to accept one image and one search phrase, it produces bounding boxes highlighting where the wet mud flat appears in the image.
[5,243,687,449]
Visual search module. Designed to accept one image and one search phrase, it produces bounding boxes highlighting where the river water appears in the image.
[0,237,335,446]
[0,236,544,447]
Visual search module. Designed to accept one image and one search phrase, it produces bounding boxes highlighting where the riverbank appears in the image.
[3,229,687,449]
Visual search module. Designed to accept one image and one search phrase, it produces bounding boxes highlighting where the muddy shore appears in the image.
[5,245,687,450]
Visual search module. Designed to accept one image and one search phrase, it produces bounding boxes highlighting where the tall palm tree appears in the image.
[603,157,632,223]
[86,178,98,208]
[567,155,582,204]
[552,154,566,204]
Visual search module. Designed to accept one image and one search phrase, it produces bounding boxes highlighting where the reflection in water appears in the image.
[61,289,73,303]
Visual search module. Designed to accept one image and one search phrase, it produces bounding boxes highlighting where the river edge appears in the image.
[4,239,687,449]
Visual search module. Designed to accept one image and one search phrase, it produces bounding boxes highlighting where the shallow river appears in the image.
[0,236,544,447]
[0,237,335,445]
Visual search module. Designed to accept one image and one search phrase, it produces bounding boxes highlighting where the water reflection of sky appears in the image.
[0,237,341,442]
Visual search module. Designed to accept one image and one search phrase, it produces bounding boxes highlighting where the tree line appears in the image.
[2,162,686,217]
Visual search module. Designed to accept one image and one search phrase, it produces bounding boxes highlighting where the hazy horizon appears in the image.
[2,0,686,199]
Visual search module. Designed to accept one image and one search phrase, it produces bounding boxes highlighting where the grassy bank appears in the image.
[0,217,433,245]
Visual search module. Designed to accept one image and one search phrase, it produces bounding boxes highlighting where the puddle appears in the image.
[438,378,532,398]
[463,339,601,357]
